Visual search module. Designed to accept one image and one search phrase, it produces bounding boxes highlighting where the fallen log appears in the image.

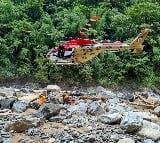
[125,101,155,109]
[79,96,107,102]
[134,93,154,105]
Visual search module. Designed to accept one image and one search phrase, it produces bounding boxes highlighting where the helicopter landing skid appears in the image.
[52,62,79,65]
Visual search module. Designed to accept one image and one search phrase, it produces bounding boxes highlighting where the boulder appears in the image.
[99,112,122,124]
[137,120,160,141]
[20,88,31,93]
[108,103,133,113]
[35,103,63,119]
[12,100,30,113]
[117,138,135,143]
[141,91,149,99]
[46,85,61,92]
[0,97,17,109]
[77,102,88,115]
[0,93,6,97]
[120,111,143,133]
[67,102,88,115]
[47,92,61,104]
[153,106,160,117]
[87,101,105,116]
[125,93,135,102]
[4,115,44,133]
[143,139,155,143]
[0,137,4,143]
[135,112,159,122]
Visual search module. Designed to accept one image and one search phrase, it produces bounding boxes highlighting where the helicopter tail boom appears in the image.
[129,28,150,53]
[78,16,99,37]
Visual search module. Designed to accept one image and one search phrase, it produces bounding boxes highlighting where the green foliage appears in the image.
[126,2,160,24]
[0,0,17,24]
[0,0,160,87]
[79,64,93,84]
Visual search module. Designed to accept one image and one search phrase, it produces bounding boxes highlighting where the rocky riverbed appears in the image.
[0,84,160,143]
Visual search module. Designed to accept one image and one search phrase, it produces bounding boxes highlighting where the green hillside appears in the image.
[0,0,160,87]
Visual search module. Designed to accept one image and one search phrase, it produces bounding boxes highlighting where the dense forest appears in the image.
[0,0,160,87]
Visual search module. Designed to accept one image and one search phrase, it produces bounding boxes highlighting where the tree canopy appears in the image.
[0,0,160,87]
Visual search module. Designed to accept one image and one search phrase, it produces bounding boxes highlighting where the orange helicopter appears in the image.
[46,16,150,65]
[22,16,150,65]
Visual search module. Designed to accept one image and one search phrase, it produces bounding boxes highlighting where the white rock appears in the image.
[138,120,160,141]
[48,138,56,143]
[46,85,61,92]
[118,138,135,143]
[134,112,159,123]
[100,112,122,124]
[14,88,20,92]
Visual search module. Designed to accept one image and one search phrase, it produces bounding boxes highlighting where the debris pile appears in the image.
[0,84,159,143]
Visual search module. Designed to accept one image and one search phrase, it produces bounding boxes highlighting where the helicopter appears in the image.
[46,16,150,65]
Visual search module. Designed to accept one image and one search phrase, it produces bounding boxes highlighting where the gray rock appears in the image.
[4,115,44,132]
[120,112,143,133]
[137,120,160,141]
[35,103,63,119]
[20,88,31,93]
[88,101,105,116]
[0,98,17,109]
[48,96,60,104]
[152,87,160,95]
[99,113,122,124]
[118,138,135,143]
[0,137,3,143]
[0,93,6,97]
[12,100,29,112]
[153,106,160,117]
[67,102,88,115]
[49,116,66,122]
[108,102,133,113]
[135,112,158,122]
[95,86,116,97]
[0,130,10,138]
[143,139,155,143]
[77,102,88,115]
[125,93,135,102]
[141,91,149,99]
[2,138,11,143]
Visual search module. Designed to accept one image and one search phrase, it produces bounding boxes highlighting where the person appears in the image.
[61,91,75,104]
[61,92,70,104]
[38,94,47,106]
[58,44,65,58]
[30,91,47,109]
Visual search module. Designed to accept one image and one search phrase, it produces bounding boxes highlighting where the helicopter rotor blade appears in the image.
[22,29,53,36]
[78,16,99,38]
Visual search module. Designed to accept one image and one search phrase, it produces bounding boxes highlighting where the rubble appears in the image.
[0,84,159,142]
